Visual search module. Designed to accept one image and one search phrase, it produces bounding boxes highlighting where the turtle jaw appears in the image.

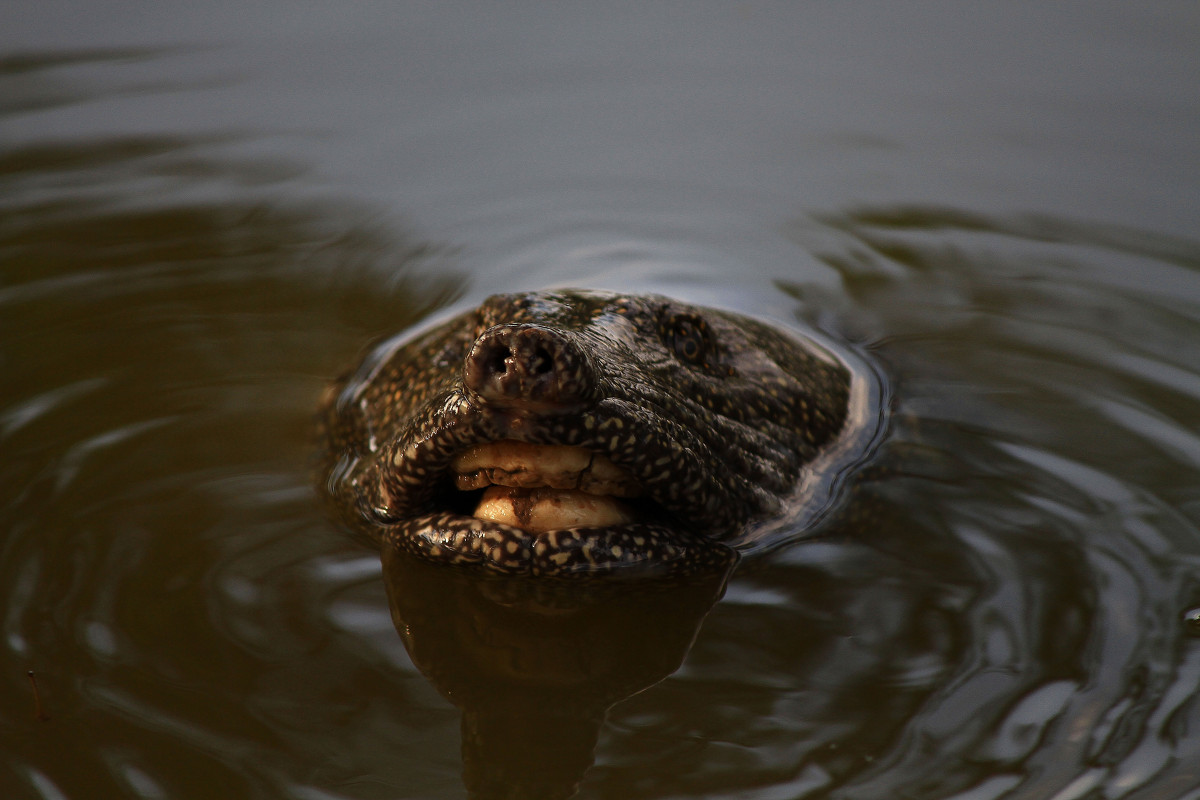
[374,416,728,575]
[449,440,644,531]
[414,436,677,543]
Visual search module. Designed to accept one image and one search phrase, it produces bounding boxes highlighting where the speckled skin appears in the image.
[319,290,851,576]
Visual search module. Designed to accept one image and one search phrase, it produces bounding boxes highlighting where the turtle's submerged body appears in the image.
[318,290,871,576]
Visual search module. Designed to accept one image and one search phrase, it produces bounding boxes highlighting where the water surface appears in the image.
[3,4,1199,799]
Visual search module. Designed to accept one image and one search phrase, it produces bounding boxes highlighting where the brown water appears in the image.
[3,4,1200,799]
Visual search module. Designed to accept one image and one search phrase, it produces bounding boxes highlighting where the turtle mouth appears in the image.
[371,400,739,574]
[379,431,732,575]
[445,440,655,533]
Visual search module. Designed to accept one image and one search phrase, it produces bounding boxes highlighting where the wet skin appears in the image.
[318,290,852,576]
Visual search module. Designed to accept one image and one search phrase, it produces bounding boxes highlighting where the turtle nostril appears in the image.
[530,347,555,375]
[487,346,511,377]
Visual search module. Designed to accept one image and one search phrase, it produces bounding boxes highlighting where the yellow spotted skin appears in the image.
[318,290,851,576]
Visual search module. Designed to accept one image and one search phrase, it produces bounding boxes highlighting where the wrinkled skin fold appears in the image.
[318,290,852,576]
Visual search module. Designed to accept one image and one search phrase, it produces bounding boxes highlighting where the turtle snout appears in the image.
[463,324,596,411]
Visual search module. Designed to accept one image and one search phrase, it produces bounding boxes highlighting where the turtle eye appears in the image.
[664,314,711,366]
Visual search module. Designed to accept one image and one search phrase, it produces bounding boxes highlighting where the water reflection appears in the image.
[5,30,1200,799]
[1,47,177,116]
[769,207,1200,798]
[0,93,467,794]
[382,544,732,799]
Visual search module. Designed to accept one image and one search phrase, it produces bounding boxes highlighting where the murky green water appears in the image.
[3,4,1199,799]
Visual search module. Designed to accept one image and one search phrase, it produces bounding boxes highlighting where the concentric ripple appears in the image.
[600,207,1200,800]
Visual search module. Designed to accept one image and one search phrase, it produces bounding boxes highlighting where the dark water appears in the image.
[3,4,1200,799]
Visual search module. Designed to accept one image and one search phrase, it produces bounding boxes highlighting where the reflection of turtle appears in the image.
[382,543,732,799]
[319,290,878,575]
